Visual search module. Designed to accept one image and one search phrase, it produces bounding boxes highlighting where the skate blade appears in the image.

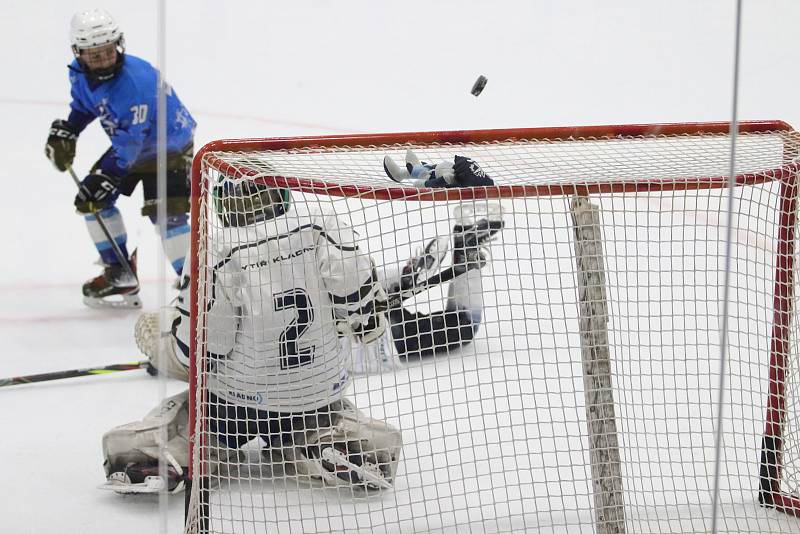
[320,447,393,490]
[83,293,142,310]
[98,476,183,495]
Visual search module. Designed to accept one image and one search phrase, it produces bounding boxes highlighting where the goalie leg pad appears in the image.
[101,390,191,494]
[281,398,403,491]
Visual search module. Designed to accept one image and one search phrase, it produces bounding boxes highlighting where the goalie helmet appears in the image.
[70,9,125,82]
[214,178,291,227]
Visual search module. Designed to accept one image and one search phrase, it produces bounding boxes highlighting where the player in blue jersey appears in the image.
[45,9,197,309]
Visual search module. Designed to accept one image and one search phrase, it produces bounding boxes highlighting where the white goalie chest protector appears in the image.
[195,210,374,413]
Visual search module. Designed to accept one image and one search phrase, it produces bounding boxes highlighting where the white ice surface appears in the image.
[2,1,800,533]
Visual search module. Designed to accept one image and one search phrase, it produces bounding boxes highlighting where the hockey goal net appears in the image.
[186,122,800,534]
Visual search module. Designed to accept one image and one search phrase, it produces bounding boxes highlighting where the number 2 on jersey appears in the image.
[273,288,316,369]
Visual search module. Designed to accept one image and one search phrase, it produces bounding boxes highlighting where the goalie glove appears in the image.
[45,119,80,172]
[448,155,494,187]
[339,311,387,345]
[74,172,120,214]
[336,284,388,344]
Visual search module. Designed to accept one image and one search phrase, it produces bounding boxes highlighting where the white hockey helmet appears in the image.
[70,9,123,50]
[70,9,126,80]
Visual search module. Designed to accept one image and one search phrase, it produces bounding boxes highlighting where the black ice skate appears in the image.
[452,203,505,271]
[82,250,141,309]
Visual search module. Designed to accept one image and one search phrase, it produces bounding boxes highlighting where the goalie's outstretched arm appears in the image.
[316,214,387,344]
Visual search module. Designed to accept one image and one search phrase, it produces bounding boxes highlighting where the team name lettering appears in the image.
[228,390,264,404]
[272,245,315,263]
[240,245,315,270]
[241,259,270,270]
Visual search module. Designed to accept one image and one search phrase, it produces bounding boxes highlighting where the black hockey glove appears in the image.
[423,155,494,188]
[335,278,389,344]
[452,155,494,186]
[74,172,120,214]
[45,119,80,172]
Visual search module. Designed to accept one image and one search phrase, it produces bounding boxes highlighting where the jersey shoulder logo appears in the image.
[96,97,119,136]
[469,160,487,179]
[175,107,193,130]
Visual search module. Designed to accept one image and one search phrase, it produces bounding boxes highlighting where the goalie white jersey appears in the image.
[175,209,378,413]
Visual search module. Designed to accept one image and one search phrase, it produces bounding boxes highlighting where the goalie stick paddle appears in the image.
[382,263,469,312]
[0,361,150,388]
[66,165,139,287]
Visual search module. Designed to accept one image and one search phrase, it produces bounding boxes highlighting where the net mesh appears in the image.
[185,124,800,534]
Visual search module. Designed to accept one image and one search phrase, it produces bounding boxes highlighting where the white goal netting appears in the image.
[185,122,800,534]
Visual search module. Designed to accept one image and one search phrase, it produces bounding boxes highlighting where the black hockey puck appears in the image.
[471,75,488,96]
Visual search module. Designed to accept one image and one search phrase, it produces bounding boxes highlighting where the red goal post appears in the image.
[186,121,800,533]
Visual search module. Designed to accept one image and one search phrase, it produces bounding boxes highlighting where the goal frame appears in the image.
[186,120,800,528]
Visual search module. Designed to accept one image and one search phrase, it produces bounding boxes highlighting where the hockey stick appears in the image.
[383,219,504,310]
[382,263,470,311]
[66,165,139,286]
[0,360,151,388]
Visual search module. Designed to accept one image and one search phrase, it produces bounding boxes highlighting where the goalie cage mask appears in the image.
[213,178,291,227]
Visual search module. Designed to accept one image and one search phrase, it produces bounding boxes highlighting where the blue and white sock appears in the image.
[85,207,129,265]
[160,214,190,275]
